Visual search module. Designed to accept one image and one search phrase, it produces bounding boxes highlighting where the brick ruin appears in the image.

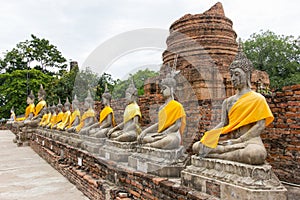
[7,2,299,199]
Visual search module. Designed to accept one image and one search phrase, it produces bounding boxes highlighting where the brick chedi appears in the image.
[155,2,269,100]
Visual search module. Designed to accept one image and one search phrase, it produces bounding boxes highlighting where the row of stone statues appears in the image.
[10,43,274,165]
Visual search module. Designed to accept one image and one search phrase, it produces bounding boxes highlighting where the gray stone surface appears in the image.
[0,130,88,200]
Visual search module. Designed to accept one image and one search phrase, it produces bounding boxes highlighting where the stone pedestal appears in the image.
[181,156,287,199]
[81,135,106,154]
[99,139,137,162]
[128,146,187,177]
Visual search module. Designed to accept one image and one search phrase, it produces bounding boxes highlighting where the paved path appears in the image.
[0,130,89,200]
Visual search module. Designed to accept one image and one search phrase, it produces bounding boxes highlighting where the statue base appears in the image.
[181,156,287,199]
[128,146,187,177]
[99,139,137,162]
[81,135,106,154]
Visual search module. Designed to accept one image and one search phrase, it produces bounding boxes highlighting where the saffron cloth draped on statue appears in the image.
[201,91,274,148]
[99,106,116,126]
[123,102,141,124]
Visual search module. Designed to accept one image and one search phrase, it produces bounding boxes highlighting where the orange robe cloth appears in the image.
[57,110,71,130]
[200,91,274,148]
[123,102,141,124]
[16,103,35,121]
[34,100,46,116]
[99,106,116,127]
[75,108,95,132]
[158,100,186,139]
[67,110,80,129]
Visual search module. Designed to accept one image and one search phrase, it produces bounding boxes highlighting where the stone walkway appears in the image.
[0,130,89,200]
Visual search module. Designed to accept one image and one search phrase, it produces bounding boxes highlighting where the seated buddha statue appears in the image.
[74,91,96,134]
[39,105,51,127]
[107,79,141,142]
[66,95,81,132]
[89,85,116,138]
[7,107,16,124]
[57,97,71,130]
[52,99,64,129]
[192,42,274,165]
[12,91,35,141]
[138,71,186,150]
[28,84,47,126]
[46,103,57,129]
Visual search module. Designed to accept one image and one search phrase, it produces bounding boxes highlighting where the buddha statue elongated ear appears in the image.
[229,38,253,87]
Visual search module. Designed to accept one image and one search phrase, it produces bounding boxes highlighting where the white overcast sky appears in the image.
[0,0,299,79]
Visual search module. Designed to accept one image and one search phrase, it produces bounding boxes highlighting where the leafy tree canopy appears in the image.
[243,30,300,90]
[0,34,67,75]
[0,69,53,119]
[112,69,159,98]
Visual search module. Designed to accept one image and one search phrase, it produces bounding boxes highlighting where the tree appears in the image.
[112,69,159,98]
[0,34,67,75]
[243,30,300,89]
[0,69,54,119]
[96,72,119,101]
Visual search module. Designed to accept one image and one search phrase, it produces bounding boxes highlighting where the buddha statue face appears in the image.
[161,84,172,98]
[230,68,248,89]
[27,96,34,105]
[125,92,136,104]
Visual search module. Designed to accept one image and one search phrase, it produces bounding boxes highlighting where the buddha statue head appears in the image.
[125,78,138,104]
[38,84,46,101]
[51,102,56,114]
[72,95,79,111]
[64,97,71,111]
[102,84,112,106]
[84,90,94,109]
[27,90,35,105]
[161,67,177,100]
[229,39,253,89]
[57,98,63,111]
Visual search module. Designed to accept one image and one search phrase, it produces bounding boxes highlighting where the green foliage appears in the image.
[96,72,120,101]
[112,69,159,98]
[243,30,300,90]
[0,69,53,119]
[0,34,67,75]
[73,67,100,102]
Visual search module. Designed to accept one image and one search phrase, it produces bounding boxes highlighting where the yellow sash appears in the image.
[158,100,186,137]
[44,113,52,126]
[48,113,57,128]
[201,91,274,148]
[76,109,95,132]
[35,100,46,116]
[67,110,81,129]
[16,103,35,121]
[99,106,116,126]
[57,110,71,130]
[123,102,141,124]
[39,113,48,126]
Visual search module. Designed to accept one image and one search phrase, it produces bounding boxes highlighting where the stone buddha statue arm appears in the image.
[138,123,159,143]
[107,121,124,137]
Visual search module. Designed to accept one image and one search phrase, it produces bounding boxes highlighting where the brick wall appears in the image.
[263,84,300,184]
[30,133,216,200]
